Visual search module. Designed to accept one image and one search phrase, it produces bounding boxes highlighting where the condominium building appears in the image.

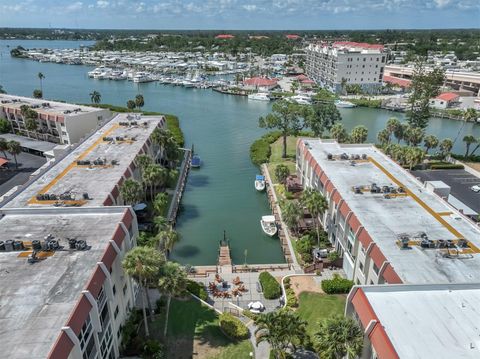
[0,94,111,145]
[346,283,480,359]
[305,42,386,93]
[296,139,480,285]
[0,113,167,358]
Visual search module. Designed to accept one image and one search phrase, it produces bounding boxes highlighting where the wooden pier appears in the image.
[167,148,192,226]
[217,235,233,274]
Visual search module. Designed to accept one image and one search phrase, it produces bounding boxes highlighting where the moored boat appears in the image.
[191,155,201,168]
[335,100,356,108]
[255,175,266,191]
[248,92,270,101]
[260,215,277,237]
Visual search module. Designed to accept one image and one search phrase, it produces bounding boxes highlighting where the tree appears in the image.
[377,128,390,146]
[464,108,478,123]
[439,138,453,159]
[122,247,164,337]
[156,228,180,257]
[463,135,477,157]
[306,102,341,137]
[406,60,445,129]
[255,309,307,358]
[300,188,328,247]
[423,134,439,154]
[153,215,168,233]
[0,118,10,134]
[127,99,136,110]
[7,140,21,169]
[404,125,424,147]
[120,179,143,205]
[153,192,169,216]
[157,262,188,337]
[275,164,290,184]
[135,94,145,111]
[393,122,407,143]
[259,100,305,158]
[386,117,401,142]
[38,72,45,94]
[89,90,101,104]
[281,200,303,234]
[143,164,167,200]
[0,85,6,94]
[340,77,348,96]
[405,147,425,170]
[32,89,43,99]
[349,125,368,144]
[25,118,38,139]
[329,123,349,143]
[469,137,480,157]
[314,315,363,359]
[0,138,9,158]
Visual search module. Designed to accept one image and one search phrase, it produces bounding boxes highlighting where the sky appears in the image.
[0,0,479,29]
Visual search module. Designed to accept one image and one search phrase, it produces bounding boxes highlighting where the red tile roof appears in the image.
[295,74,308,81]
[286,34,300,39]
[333,41,384,50]
[243,77,278,87]
[215,34,235,39]
[383,75,411,88]
[0,158,9,167]
[436,92,459,102]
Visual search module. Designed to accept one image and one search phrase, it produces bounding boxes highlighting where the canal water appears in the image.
[1,40,479,265]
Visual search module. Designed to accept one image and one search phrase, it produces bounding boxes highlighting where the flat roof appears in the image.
[302,139,480,284]
[0,94,106,117]
[0,207,128,359]
[0,133,57,153]
[3,113,163,208]
[359,284,480,359]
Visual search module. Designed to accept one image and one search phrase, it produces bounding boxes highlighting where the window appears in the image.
[123,283,128,296]
[112,285,116,296]
[114,305,119,319]
[373,263,379,275]
[358,261,364,272]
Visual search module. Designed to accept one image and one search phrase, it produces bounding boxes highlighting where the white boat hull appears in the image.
[260,216,277,237]
[255,180,266,191]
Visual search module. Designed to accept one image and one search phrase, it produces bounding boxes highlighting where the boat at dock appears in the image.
[248,92,270,101]
[191,155,201,168]
[260,215,277,237]
[255,175,266,191]
[335,100,356,108]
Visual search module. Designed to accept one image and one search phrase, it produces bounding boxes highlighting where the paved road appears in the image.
[0,152,46,197]
[412,169,480,214]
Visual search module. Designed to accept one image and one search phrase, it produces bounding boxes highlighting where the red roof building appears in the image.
[215,34,235,39]
[436,92,459,102]
[383,75,411,88]
[243,77,278,89]
[0,157,8,167]
[286,34,300,40]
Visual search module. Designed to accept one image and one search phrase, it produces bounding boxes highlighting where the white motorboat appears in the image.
[290,94,311,105]
[133,72,153,83]
[255,175,266,191]
[335,100,356,108]
[260,215,277,237]
[248,92,270,101]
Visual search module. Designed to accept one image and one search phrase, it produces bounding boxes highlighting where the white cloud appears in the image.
[96,0,109,8]
[433,0,450,8]
[242,4,257,11]
[65,1,83,11]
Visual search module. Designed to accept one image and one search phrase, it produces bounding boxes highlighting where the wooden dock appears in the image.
[217,233,233,273]
[167,148,192,226]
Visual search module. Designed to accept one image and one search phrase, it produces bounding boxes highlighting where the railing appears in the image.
[167,148,192,226]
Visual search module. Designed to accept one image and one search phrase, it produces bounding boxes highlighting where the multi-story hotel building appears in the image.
[305,42,386,94]
[0,94,111,145]
[296,139,480,285]
[346,283,480,359]
[0,113,167,358]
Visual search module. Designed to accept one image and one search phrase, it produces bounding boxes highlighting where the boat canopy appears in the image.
[262,215,276,222]
[256,175,265,181]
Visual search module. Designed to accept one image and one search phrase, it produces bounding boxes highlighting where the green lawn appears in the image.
[296,292,346,337]
[151,299,253,358]
[268,136,297,183]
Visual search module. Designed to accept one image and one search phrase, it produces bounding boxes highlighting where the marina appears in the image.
[1,39,479,266]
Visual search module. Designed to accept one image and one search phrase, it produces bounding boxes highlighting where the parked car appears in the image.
[471,184,480,193]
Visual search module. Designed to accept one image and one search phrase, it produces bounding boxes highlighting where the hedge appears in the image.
[186,280,208,301]
[219,313,250,340]
[285,287,298,308]
[430,164,464,170]
[321,274,354,294]
[451,154,480,163]
[249,131,282,166]
[259,271,282,299]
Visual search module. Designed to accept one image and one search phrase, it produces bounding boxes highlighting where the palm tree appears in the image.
[275,164,290,184]
[25,118,38,139]
[157,262,188,337]
[7,140,21,169]
[386,117,400,139]
[255,310,307,358]
[349,125,368,144]
[404,126,424,147]
[135,94,145,112]
[330,123,349,143]
[153,215,168,233]
[156,228,180,257]
[120,179,143,205]
[464,108,478,123]
[405,147,425,170]
[301,188,328,247]
[122,247,164,337]
[314,315,363,359]
[439,138,453,159]
[153,192,169,216]
[0,138,9,159]
[89,90,101,104]
[281,200,303,234]
[469,137,480,157]
[127,99,136,110]
[393,122,407,144]
[463,135,477,157]
[423,134,439,154]
[38,72,45,94]
[377,128,390,146]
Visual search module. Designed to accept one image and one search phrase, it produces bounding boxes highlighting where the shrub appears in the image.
[285,287,298,308]
[250,138,271,166]
[186,280,208,301]
[243,309,259,320]
[430,163,464,169]
[142,339,166,359]
[327,251,340,262]
[321,274,354,294]
[259,271,282,299]
[0,118,10,133]
[275,164,290,184]
[219,313,250,340]
[451,154,480,163]
[284,277,291,288]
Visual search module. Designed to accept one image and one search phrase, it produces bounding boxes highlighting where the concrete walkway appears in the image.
[247,321,270,359]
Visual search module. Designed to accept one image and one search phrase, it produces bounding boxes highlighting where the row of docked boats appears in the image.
[247,91,356,108]
[254,175,279,237]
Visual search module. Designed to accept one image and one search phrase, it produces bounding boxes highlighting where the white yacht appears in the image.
[260,215,277,237]
[248,92,270,101]
[88,66,109,78]
[335,100,356,108]
[290,94,311,105]
[133,72,153,83]
[109,70,127,80]
[255,175,266,191]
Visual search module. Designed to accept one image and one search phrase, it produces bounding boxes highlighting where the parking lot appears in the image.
[412,169,480,214]
[0,152,47,197]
